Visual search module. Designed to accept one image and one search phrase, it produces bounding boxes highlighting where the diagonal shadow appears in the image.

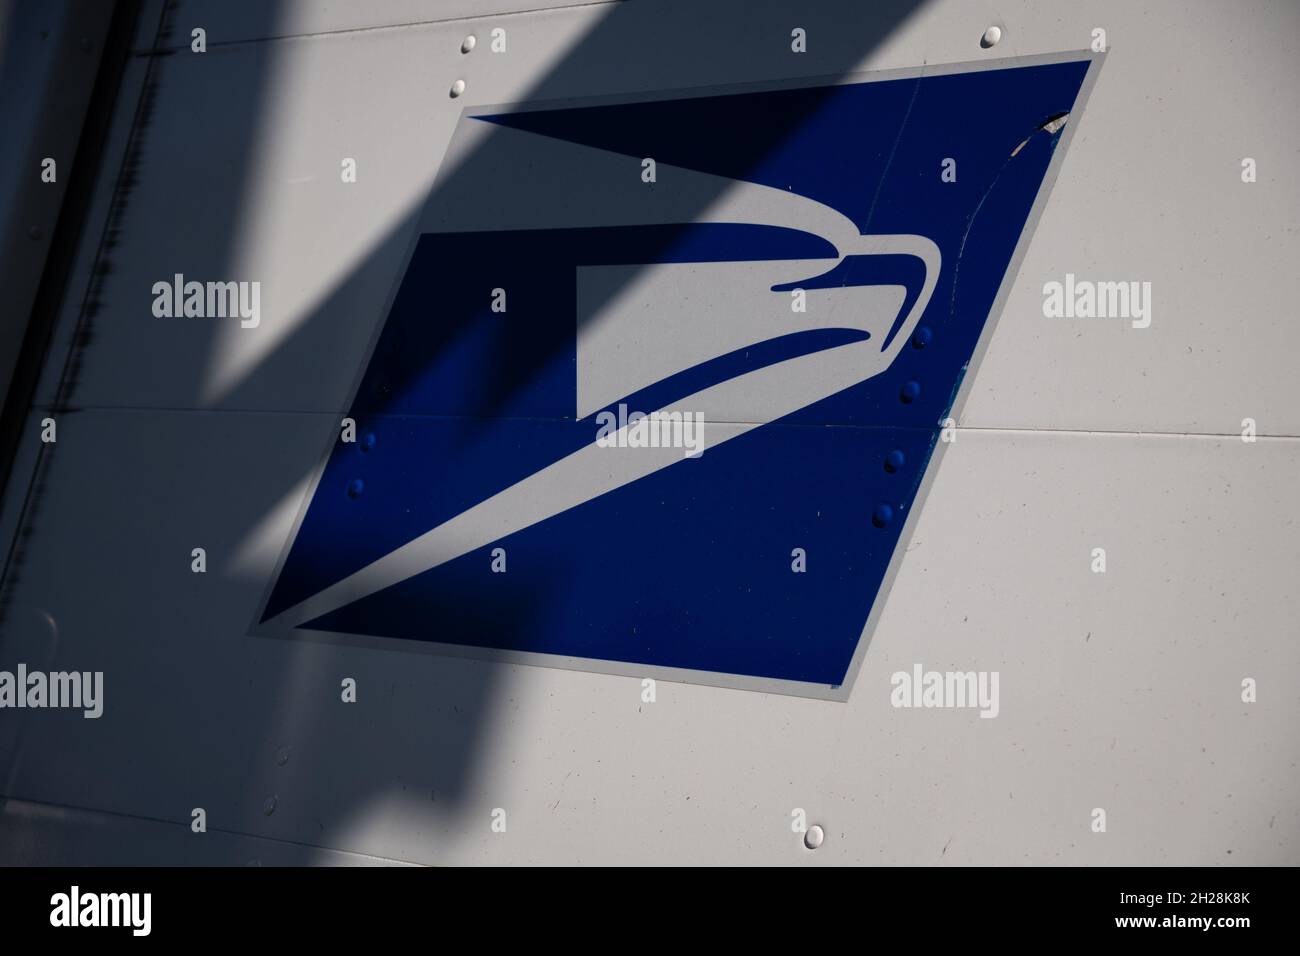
[0,0,931,863]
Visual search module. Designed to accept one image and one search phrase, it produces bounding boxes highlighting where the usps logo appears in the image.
[255,54,1100,698]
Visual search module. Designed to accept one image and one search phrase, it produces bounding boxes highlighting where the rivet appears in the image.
[884,449,905,473]
[872,504,894,528]
[263,796,277,816]
[912,326,932,349]
[900,380,921,403]
[804,825,825,850]
[461,35,476,54]
[360,432,377,453]
[450,79,466,98]
[981,25,1002,49]
[346,478,365,499]
[276,746,291,767]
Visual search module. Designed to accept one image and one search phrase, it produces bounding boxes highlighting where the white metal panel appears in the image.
[0,797,412,865]
[144,0,626,50]
[951,0,1300,435]
[32,0,1300,435]
[0,409,1294,863]
[2,0,1297,864]
[0,0,114,405]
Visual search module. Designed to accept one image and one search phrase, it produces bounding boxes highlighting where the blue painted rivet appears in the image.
[912,326,932,349]
[346,478,365,499]
[872,503,894,528]
[360,432,377,452]
[884,449,905,473]
[900,380,921,403]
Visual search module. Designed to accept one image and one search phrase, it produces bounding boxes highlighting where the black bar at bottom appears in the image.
[0,865,1283,941]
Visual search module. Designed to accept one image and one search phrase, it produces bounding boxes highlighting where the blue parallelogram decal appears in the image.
[259,57,1093,692]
